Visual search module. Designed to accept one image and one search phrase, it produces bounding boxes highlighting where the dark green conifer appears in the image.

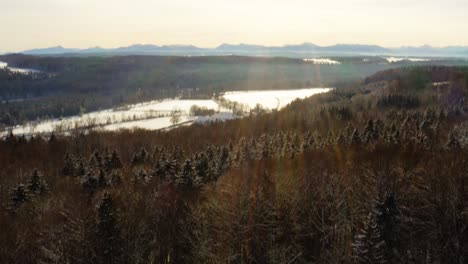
[95,193,121,264]
[26,169,48,196]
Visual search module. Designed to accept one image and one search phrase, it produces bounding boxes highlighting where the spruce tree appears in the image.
[89,150,103,170]
[109,150,122,169]
[76,159,86,177]
[81,171,99,194]
[9,184,31,210]
[446,131,461,149]
[151,159,165,181]
[62,153,75,176]
[164,154,179,182]
[26,169,48,196]
[376,195,401,262]
[353,212,386,264]
[95,193,121,264]
[177,159,199,188]
[218,145,230,172]
[98,169,108,188]
[194,153,209,182]
[363,119,375,143]
[351,129,362,145]
[109,170,122,186]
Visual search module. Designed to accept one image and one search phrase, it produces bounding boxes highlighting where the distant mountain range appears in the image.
[12,43,468,57]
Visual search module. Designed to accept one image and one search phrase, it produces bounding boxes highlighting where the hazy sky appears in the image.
[1,0,468,52]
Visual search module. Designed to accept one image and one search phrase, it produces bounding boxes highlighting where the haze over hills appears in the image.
[11,43,468,57]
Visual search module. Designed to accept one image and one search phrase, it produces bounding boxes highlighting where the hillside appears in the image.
[0,54,395,126]
[1,66,468,263]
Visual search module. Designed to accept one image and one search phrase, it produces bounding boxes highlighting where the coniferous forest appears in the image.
[2,65,468,263]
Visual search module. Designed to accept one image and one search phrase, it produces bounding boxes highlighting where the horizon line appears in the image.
[4,42,468,54]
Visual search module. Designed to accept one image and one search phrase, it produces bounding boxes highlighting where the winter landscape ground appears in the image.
[3,0,468,263]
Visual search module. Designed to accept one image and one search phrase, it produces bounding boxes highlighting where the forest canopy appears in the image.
[1,65,468,263]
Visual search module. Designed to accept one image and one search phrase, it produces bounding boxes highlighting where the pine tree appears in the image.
[151,159,165,181]
[89,150,103,170]
[81,171,99,194]
[109,170,122,186]
[62,153,75,176]
[98,169,108,188]
[288,132,300,158]
[376,195,401,262]
[301,131,313,150]
[336,129,348,146]
[351,129,362,145]
[164,154,179,182]
[218,145,230,172]
[176,159,200,188]
[363,119,376,143]
[257,134,270,159]
[388,124,400,144]
[109,150,122,170]
[48,133,57,143]
[26,169,48,196]
[326,130,335,146]
[132,169,150,185]
[194,153,209,182]
[446,131,461,149]
[76,159,86,177]
[9,184,31,210]
[104,150,122,172]
[95,193,121,264]
[131,147,148,166]
[353,212,386,264]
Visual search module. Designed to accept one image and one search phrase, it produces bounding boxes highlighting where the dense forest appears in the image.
[1,65,468,263]
[2,54,466,127]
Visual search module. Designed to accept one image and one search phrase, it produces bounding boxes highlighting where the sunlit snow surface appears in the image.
[0,61,41,74]
[130,99,219,113]
[2,88,331,136]
[101,116,197,131]
[222,88,331,109]
[303,58,341,65]
[385,57,429,63]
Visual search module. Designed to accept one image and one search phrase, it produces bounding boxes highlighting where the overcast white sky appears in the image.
[1,0,468,52]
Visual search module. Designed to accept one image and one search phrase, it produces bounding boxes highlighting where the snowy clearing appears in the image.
[303,58,341,65]
[129,99,219,114]
[385,57,430,63]
[1,88,331,136]
[222,88,331,109]
[0,61,41,74]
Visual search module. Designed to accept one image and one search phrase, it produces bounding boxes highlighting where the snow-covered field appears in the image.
[0,61,41,74]
[222,88,330,109]
[1,88,331,136]
[385,57,430,63]
[129,99,219,113]
[303,58,341,65]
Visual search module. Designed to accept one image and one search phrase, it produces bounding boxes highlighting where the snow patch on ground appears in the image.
[100,116,197,131]
[385,57,430,63]
[303,58,341,65]
[2,88,332,136]
[221,88,331,109]
[0,61,41,74]
[129,99,219,114]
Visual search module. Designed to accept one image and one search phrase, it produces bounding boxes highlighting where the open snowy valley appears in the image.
[1,88,331,136]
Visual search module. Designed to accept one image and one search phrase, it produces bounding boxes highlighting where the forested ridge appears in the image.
[1,66,468,263]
